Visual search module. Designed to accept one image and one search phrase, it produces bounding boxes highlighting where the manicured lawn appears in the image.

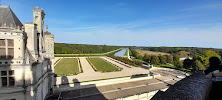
[124,48,128,56]
[54,58,79,76]
[88,58,120,72]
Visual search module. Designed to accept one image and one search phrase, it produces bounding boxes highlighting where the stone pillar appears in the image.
[5,39,8,59]
[21,36,25,64]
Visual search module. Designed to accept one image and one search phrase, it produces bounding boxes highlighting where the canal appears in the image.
[114,48,127,56]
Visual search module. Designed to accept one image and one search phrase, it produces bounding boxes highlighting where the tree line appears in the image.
[54,43,120,54]
[130,49,221,72]
[133,47,222,57]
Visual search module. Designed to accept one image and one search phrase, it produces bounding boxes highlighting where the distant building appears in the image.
[0,6,54,100]
[180,57,192,61]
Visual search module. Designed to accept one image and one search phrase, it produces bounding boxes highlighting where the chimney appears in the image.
[46,25,48,32]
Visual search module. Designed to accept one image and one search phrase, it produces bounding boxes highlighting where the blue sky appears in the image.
[3,0,222,48]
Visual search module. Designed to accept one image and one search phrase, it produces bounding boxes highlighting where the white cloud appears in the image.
[52,22,222,48]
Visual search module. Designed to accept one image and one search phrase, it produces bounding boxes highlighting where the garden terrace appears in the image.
[87,58,120,72]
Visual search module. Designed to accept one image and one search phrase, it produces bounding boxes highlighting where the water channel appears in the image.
[114,48,127,56]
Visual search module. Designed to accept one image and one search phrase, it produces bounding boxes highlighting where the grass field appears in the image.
[88,58,120,72]
[136,49,170,56]
[54,58,80,76]
[124,48,128,56]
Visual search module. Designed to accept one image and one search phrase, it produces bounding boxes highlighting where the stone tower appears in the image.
[33,7,45,60]
[44,25,54,59]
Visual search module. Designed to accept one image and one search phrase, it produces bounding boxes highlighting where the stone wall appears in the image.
[151,71,212,100]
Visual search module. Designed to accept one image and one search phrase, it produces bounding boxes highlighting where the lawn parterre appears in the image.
[107,55,143,67]
[54,58,80,76]
[88,58,120,72]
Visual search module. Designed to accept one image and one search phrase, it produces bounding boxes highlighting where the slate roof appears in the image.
[0,6,23,27]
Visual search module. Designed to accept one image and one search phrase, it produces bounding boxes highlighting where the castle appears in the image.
[0,6,54,100]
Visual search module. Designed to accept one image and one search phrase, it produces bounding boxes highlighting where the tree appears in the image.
[151,55,160,64]
[174,60,183,69]
[143,54,151,62]
[192,60,204,72]
[159,55,167,64]
[177,51,190,58]
[131,49,143,59]
[137,55,143,59]
[166,55,173,63]
[202,50,221,66]
[173,55,180,61]
[183,58,192,69]
[203,50,221,58]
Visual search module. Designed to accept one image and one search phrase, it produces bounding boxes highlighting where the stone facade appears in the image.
[0,6,54,100]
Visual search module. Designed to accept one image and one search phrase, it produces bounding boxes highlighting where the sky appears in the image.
[2,0,222,48]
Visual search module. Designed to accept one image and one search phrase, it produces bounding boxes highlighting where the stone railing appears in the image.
[151,71,212,100]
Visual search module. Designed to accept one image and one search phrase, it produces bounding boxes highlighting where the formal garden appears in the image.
[54,58,80,76]
[87,58,120,72]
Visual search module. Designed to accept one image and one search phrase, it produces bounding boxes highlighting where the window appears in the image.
[8,48,14,59]
[0,39,14,59]
[0,39,5,46]
[0,48,6,59]
[0,70,15,87]
[8,40,14,47]
[35,16,38,19]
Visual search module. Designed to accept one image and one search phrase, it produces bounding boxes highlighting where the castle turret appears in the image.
[44,25,54,59]
[33,7,45,59]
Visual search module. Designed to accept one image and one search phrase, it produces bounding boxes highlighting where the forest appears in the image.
[54,43,120,54]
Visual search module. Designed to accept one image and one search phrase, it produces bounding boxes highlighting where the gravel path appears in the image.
[79,57,95,73]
